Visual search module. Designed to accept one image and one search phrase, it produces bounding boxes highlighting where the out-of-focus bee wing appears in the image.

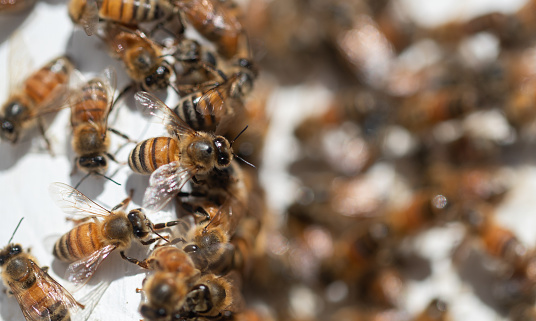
[66,244,117,285]
[8,31,32,94]
[72,281,110,321]
[79,0,99,36]
[135,91,196,138]
[49,182,111,218]
[143,161,195,213]
[9,260,83,321]
[194,84,229,118]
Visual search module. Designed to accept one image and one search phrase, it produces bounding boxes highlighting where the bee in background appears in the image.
[129,91,243,212]
[68,0,173,36]
[172,0,247,59]
[0,0,36,13]
[69,66,129,187]
[49,182,179,285]
[173,58,258,133]
[0,218,85,321]
[172,38,222,88]
[98,22,173,92]
[414,298,452,321]
[178,273,235,319]
[1,56,74,152]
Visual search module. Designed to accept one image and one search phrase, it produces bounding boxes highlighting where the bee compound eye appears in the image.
[183,244,199,253]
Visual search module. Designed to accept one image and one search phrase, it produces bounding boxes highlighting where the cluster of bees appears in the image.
[3,0,536,320]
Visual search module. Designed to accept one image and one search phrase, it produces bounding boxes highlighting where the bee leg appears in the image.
[112,83,134,111]
[41,266,49,273]
[70,158,79,176]
[112,195,132,212]
[37,117,55,156]
[120,251,151,269]
[191,176,206,185]
[169,237,186,245]
[153,220,181,230]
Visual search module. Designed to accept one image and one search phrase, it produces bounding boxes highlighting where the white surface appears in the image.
[0,1,534,321]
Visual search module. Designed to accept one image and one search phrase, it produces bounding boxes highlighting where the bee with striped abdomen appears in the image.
[128,91,239,212]
[49,182,179,285]
[1,219,84,321]
[68,0,173,36]
[1,56,73,151]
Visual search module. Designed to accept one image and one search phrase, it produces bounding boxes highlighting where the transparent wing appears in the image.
[143,161,195,213]
[195,82,231,119]
[79,0,99,36]
[8,30,32,94]
[49,182,111,218]
[9,260,83,321]
[96,66,117,138]
[72,281,110,321]
[135,91,196,138]
[66,244,117,285]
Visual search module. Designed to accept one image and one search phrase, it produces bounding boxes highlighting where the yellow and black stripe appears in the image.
[128,137,180,174]
[100,0,165,25]
[53,222,102,263]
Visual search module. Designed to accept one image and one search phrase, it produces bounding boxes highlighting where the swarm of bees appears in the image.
[2,0,536,320]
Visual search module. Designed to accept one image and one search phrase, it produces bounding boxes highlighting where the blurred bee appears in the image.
[178,273,234,319]
[173,58,258,132]
[69,67,124,186]
[172,38,222,88]
[414,298,451,321]
[49,182,179,285]
[0,0,36,13]
[173,0,246,59]
[129,91,239,212]
[1,56,73,151]
[0,218,84,321]
[68,0,173,36]
[98,22,173,91]
[397,86,479,132]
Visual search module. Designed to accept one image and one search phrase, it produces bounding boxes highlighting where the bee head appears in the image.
[78,154,108,173]
[0,244,22,266]
[144,65,171,91]
[213,137,232,169]
[128,209,151,239]
[0,117,18,143]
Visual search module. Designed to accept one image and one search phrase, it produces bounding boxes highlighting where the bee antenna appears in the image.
[149,225,170,243]
[229,125,248,147]
[74,172,92,189]
[233,153,256,169]
[96,172,121,186]
[7,218,24,245]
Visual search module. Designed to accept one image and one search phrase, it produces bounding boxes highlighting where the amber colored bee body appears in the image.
[50,183,177,284]
[175,0,244,59]
[1,56,73,145]
[180,273,234,318]
[128,136,180,174]
[68,0,172,36]
[70,68,116,174]
[99,22,172,91]
[0,243,83,321]
[415,299,452,321]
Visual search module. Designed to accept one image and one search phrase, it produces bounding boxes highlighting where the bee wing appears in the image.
[49,182,111,218]
[71,281,110,321]
[7,31,33,94]
[143,161,195,213]
[194,83,230,119]
[135,91,196,139]
[9,260,83,321]
[97,66,117,138]
[78,0,99,36]
[66,244,117,285]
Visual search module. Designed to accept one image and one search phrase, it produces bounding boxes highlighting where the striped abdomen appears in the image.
[129,137,180,174]
[8,257,71,321]
[174,92,217,132]
[53,222,103,263]
[23,57,73,108]
[71,80,109,128]
[99,0,166,25]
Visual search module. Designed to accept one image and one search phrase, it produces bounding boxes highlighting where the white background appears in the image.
[0,0,535,320]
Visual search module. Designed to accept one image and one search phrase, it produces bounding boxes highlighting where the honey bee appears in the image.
[172,0,246,59]
[129,91,238,212]
[68,0,173,36]
[173,58,258,132]
[178,273,234,319]
[1,56,73,151]
[98,22,173,91]
[69,67,119,183]
[49,182,179,285]
[0,219,84,321]
[172,38,221,88]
